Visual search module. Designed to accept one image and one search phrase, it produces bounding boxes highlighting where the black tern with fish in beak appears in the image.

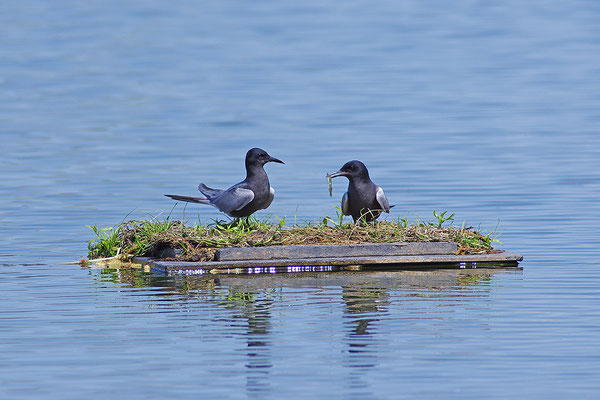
[166,148,284,219]
[327,160,391,223]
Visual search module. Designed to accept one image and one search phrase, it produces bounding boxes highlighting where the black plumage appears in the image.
[328,160,390,223]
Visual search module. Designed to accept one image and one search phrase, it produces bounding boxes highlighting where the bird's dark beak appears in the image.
[268,156,284,164]
[328,170,348,178]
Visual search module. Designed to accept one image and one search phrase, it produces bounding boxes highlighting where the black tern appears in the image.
[328,160,391,223]
[165,148,284,218]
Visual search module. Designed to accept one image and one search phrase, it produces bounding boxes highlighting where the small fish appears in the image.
[326,173,333,197]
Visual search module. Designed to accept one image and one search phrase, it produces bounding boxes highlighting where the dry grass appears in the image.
[88,213,500,262]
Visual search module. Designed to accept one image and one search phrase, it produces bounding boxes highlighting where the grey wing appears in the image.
[198,183,224,199]
[341,191,350,215]
[210,187,254,213]
[260,187,275,210]
[375,186,390,213]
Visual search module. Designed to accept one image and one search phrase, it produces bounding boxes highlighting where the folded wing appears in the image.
[341,191,350,215]
[375,187,390,213]
[210,186,255,214]
[261,187,275,210]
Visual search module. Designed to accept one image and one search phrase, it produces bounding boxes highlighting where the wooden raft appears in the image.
[132,242,523,276]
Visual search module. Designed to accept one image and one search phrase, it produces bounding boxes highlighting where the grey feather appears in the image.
[209,186,254,213]
[341,191,350,215]
[375,186,390,213]
[164,194,209,204]
[198,183,224,198]
[262,187,276,210]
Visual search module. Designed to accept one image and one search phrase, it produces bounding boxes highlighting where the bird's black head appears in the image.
[328,160,370,181]
[246,148,284,167]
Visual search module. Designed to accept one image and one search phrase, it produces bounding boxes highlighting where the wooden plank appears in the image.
[133,251,523,275]
[215,242,458,261]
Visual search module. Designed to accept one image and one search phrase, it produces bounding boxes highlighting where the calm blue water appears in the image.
[1,1,599,398]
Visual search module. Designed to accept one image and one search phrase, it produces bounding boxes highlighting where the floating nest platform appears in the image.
[133,242,523,276]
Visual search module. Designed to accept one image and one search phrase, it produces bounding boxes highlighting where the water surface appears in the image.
[1,1,599,399]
